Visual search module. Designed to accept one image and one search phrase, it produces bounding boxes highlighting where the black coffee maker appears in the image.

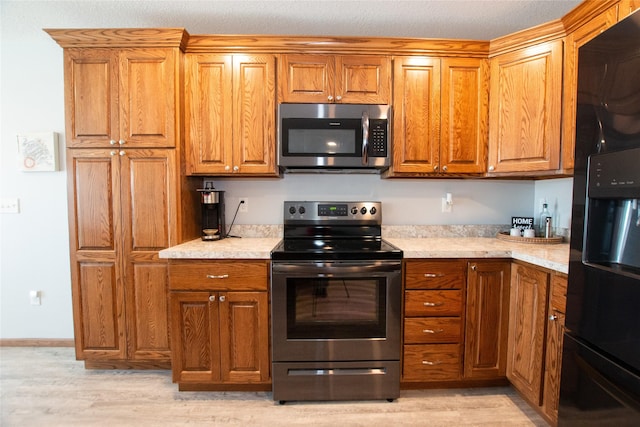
[197,186,225,241]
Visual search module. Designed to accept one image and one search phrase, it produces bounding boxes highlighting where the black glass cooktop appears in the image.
[270,237,402,261]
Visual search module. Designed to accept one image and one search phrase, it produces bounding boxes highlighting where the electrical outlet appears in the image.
[0,198,20,214]
[441,197,452,213]
[239,198,248,213]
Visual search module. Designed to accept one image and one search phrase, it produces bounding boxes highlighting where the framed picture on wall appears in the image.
[16,132,59,172]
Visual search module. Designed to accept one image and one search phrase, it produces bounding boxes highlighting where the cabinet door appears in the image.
[67,150,125,359]
[561,6,618,172]
[120,149,176,361]
[219,291,270,384]
[507,263,550,405]
[279,54,334,103]
[232,54,277,175]
[185,54,233,174]
[119,49,177,148]
[170,292,221,383]
[464,261,510,379]
[488,40,562,173]
[542,273,568,424]
[392,56,441,174]
[440,58,488,174]
[336,55,391,104]
[64,49,119,148]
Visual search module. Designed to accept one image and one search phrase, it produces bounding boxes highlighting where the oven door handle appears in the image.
[272,261,400,275]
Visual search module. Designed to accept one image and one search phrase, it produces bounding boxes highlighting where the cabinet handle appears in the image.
[109,140,117,145]
[433,165,439,171]
[209,295,216,302]
[423,302,443,307]
[327,95,334,102]
[488,165,495,171]
[442,165,448,172]
[119,150,125,156]
[219,295,226,302]
[206,274,229,279]
[424,273,443,278]
[110,150,117,156]
[225,165,230,171]
[233,166,239,172]
[422,328,444,334]
[549,314,558,321]
[335,95,342,101]
[470,264,477,271]
[422,360,443,366]
[118,139,125,145]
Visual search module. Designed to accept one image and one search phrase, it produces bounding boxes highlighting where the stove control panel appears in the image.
[284,201,382,223]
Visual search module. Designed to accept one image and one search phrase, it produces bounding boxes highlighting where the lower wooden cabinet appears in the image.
[464,261,511,379]
[168,260,270,389]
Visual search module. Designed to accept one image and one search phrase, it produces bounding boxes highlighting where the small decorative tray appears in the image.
[496,231,564,244]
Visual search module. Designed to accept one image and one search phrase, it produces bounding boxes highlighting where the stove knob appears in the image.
[298,206,306,214]
[351,207,358,215]
[360,207,367,215]
[370,207,377,215]
[288,206,296,215]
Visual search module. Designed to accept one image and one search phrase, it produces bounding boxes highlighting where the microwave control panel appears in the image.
[369,119,388,157]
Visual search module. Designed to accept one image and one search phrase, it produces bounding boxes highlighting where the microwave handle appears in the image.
[362,111,369,165]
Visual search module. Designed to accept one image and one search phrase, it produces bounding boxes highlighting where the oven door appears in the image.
[271,260,402,362]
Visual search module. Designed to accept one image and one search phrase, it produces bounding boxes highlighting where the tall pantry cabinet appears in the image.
[47,29,200,368]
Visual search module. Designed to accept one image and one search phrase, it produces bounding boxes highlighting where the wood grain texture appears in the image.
[168,260,269,291]
[403,344,462,381]
[404,290,463,317]
[404,259,466,289]
[45,28,189,49]
[404,317,462,344]
[1,346,548,426]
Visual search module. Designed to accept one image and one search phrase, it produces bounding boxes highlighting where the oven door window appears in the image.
[286,277,386,339]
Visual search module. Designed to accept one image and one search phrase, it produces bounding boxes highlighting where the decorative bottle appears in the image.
[538,203,552,237]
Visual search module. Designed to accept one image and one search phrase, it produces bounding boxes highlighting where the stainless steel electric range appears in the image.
[270,201,403,404]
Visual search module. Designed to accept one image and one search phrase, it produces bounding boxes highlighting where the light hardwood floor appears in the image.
[1,347,548,426]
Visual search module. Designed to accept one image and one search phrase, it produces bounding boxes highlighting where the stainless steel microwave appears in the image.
[278,103,391,173]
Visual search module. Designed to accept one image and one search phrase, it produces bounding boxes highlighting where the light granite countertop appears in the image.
[160,236,569,274]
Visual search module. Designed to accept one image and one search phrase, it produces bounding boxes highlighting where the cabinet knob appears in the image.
[110,150,117,156]
[488,165,495,171]
[471,264,477,271]
[327,95,334,102]
[549,314,558,321]
[433,165,439,171]
[219,295,226,302]
[109,140,117,145]
[442,165,448,172]
[209,295,216,302]
[225,165,230,171]
[233,166,239,172]
[118,139,125,145]
[119,150,125,156]
[335,95,342,101]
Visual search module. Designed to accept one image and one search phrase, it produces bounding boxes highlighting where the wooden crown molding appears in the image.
[562,0,621,34]
[489,19,566,57]
[44,28,190,50]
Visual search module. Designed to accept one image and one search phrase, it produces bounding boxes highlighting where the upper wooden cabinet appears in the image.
[185,53,277,176]
[391,56,488,175]
[278,54,391,104]
[63,48,178,148]
[487,40,563,174]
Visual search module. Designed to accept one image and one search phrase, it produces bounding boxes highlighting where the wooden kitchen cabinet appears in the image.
[391,56,488,175]
[169,260,270,389]
[402,260,465,383]
[278,54,390,104]
[487,40,563,174]
[464,260,511,380]
[185,53,277,176]
[67,148,180,367]
[542,273,568,425]
[507,262,550,406]
[63,47,178,148]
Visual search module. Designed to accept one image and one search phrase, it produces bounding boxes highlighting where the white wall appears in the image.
[0,1,573,339]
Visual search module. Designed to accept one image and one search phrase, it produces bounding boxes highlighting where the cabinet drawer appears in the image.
[168,260,268,291]
[404,290,463,316]
[405,260,466,289]
[404,318,461,344]
[402,344,461,381]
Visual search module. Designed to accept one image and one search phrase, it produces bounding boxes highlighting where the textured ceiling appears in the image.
[25,0,584,40]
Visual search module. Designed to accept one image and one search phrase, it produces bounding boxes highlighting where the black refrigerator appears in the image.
[558,10,640,426]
